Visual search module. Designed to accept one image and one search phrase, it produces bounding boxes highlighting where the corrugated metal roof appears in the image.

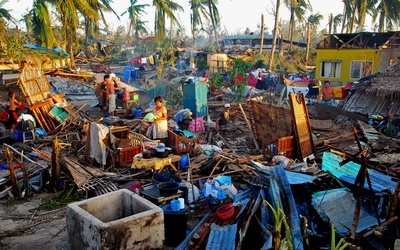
[312,188,380,235]
[285,170,316,184]
[206,223,238,250]
[321,152,397,192]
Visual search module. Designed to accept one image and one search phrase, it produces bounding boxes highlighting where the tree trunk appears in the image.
[208,0,219,51]
[268,0,281,70]
[259,14,264,54]
[328,13,333,34]
[288,7,295,52]
[305,22,311,65]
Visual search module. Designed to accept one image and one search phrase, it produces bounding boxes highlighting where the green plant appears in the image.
[330,222,349,250]
[264,200,293,250]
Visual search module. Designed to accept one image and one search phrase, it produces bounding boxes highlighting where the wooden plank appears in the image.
[238,103,259,150]
[289,93,315,160]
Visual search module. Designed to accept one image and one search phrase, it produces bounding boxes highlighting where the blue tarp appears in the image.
[321,152,397,192]
[23,44,69,57]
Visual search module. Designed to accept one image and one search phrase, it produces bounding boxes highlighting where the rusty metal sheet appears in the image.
[289,93,315,159]
[247,99,293,145]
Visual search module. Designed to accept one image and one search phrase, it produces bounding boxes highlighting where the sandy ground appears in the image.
[0,194,70,250]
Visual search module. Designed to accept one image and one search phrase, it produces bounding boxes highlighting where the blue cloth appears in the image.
[174,109,190,122]
[320,99,333,106]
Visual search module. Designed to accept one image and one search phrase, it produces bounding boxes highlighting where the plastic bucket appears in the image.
[160,204,189,247]
[134,107,142,118]
[179,154,189,170]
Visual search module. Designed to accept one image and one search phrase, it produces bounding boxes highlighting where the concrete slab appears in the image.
[66,189,164,250]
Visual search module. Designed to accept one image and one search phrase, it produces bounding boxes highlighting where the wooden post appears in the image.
[238,103,259,150]
[6,148,20,199]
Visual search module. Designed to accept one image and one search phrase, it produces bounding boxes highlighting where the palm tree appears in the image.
[283,0,310,52]
[189,0,209,45]
[332,13,343,33]
[0,0,17,26]
[207,0,220,50]
[371,0,400,32]
[153,0,183,44]
[305,13,323,64]
[27,0,57,48]
[133,19,149,38]
[84,0,120,58]
[121,0,149,38]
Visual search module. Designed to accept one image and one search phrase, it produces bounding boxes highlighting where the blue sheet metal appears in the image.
[175,211,212,250]
[206,223,237,250]
[321,152,397,192]
[285,170,316,184]
[251,161,304,250]
[312,188,380,236]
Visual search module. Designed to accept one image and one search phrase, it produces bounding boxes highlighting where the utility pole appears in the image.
[259,14,265,54]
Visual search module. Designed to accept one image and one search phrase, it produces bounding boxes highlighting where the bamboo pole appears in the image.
[238,103,259,150]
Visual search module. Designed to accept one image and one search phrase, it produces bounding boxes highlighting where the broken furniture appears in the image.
[66,189,164,249]
[131,154,181,172]
[166,128,197,154]
[140,183,183,205]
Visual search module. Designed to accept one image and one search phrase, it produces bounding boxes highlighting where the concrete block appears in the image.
[66,189,164,250]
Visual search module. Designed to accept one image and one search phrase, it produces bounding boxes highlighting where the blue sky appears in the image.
[7,0,349,35]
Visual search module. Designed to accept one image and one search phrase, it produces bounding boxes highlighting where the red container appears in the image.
[118,145,142,164]
[277,136,294,157]
[216,204,234,220]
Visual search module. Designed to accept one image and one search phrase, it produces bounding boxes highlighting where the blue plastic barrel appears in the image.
[179,154,189,170]
[134,107,142,118]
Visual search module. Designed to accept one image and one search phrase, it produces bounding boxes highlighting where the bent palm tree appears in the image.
[122,0,149,38]
[153,0,183,44]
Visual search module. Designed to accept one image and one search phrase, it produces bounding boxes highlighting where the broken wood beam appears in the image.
[362,216,398,238]
[238,103,259,150]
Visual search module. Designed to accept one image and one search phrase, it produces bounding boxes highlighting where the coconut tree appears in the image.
[305,13,323,64]
[371,0,400,32]
[153,0,183,44]
[49,0,99,69]
[332,13,343,34]
[283,0,310,52]
[207,0,220,49]
[26,0,57,48]
[121,0,149,38]
[0,0,17,26]
[84,0,120,58]
[189,0,209,45]
[133,19,149,38]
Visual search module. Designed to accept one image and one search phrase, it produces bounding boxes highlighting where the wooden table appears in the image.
[131,154,181,172]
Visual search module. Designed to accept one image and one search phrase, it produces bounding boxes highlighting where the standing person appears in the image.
[8,90,21,131]
[106,74,116,116]
[318,80,335,106]
[152,95,168,141]
[215,103,236,133]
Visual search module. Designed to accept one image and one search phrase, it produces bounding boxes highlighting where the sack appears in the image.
[188,117,205,133]
[17,114,36,131]
[19,119,35,131]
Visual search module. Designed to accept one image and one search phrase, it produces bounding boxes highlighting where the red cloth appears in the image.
[0,110,9,123]
[248,75,258,87]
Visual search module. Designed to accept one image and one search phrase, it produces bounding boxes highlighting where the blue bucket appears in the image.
[134,107,142,118]
[179,154,189,170]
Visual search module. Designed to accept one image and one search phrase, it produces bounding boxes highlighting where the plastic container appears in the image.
[216,203,235,220]
[133,107,142,118]
[157,181,180,196]
[179,154,189,170]
[160,204,189,247]
[277,136,294,157]
[171,200,180,212]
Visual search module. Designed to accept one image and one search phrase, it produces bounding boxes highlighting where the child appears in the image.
[8,90,22,131]
[122,88,130,116]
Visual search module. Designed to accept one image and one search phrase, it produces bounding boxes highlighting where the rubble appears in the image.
[0,63,399,250]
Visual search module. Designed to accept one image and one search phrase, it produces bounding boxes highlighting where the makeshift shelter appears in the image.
[343,63,400,115]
